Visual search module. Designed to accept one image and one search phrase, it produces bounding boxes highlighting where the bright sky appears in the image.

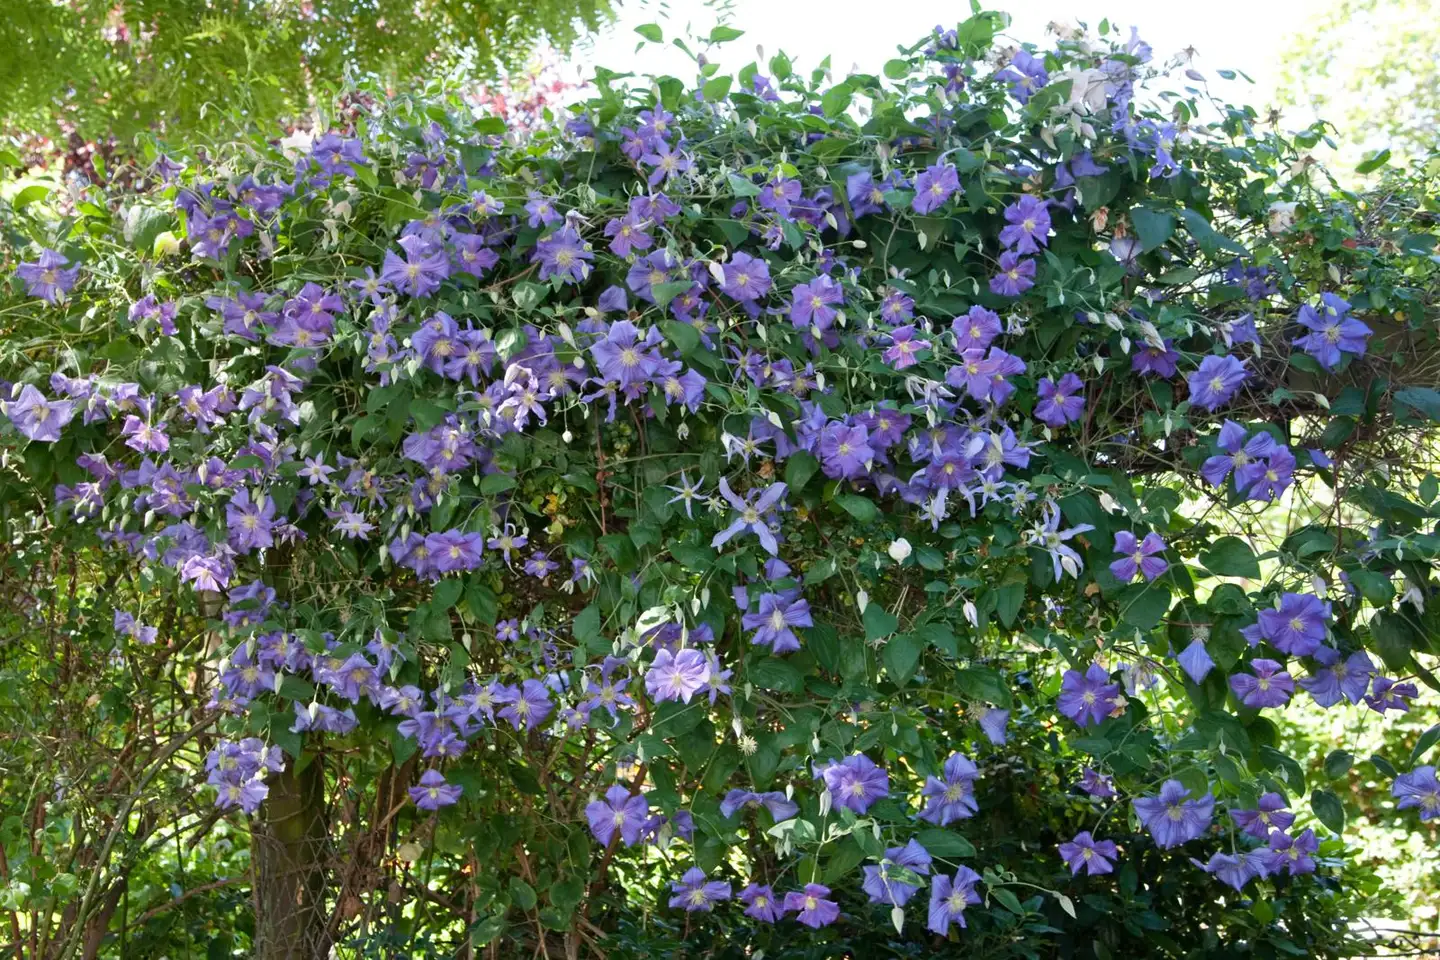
[571,0,1315,112]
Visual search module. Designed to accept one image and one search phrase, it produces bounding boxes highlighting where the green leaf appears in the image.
[1395,387,1440,422]
[1370,610,1417,671]
[573,605,602,645]
[803,556,836,585]
[480,473,516,495]
[14,184,52,209]
[1346,569,1394,604]
[409,398,449,431]
[991,887,1026,915]
[862,604,899,640]
[1129,206,1175,253]
[433,577,463,611]
[957,667,1011,707]
[635,23,663,42]
[785,451,820,491]
[661,319,700,355]
[1310,789,1345,834]
[653,281,695,310]
[465,581,498,625]
[750,657,804,693]
[883,633,923,686]
[708,25,744,43]
[994,578,1025,627]
[1323,749,1353,779]
[509,877,537,911]
[1199,536,1260,579]
[834,493,878,523]
[1354,148,1391,174]
[819,85,852,117]
[883,58,911,80]
[914,829,975,857]
[550,877,585,915]
[277,675,316,702]
[727,173,761,197]
[1120,583,1171,631]
[702,75,733,102]
[1409,724,1440,767]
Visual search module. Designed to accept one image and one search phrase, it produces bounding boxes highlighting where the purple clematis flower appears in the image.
[590,320,662,388]
[1191,851,1267,891]
[998,49,1048,103]
[524,192,560,228]
[1034,373,1086,427]
[1393,766,1440,821]
[862,839,931,906]
[497,679,553,731]
[1131,339,1179,378]
[1058,831,1118,876]
[1188,355,1249,412]
[979,707,1010,745]
[645,648,709,704]
[1255,592,1329,656]
[2,384,75,442]
[1231,792,1295,839]
[1244,446,1295,502]
[882,325,930,370]
[1229,658,1294,708]
[999,195,1052,253]
[817,421,874,481]
[1058,664,1124,727]
[409,769,462,810]
[1079,767,1116,798]
[381,235,450,297]
[226,489,277,553]
[784,884,839,928]
[1366,675,1419,714]
[1109,531,1168,582]
[1262,828,1318,876]
[819,754,889,813]
[585,785,649,846]
[719,252,772,302]
[1177,638,1216,684]
[741,591,812,654]
[1030,501,1094,581]
[927,867,982,934]
[912,162,959,215]
[1298,648,1375,707]
[712,478,787,555]
[16,249,80,302]
[121,416,169,454]
[719,789,798,821]
[919,753,979,824]
[740,883,782,922]
[534,226,594,285]
[1200,420,1275,488]
[952,305,1002,352]
[788,275,845,331]
[989,251,1036,297]
[669,868,730,912]
[1133,779,1214,848]
[1294,295,1371,370]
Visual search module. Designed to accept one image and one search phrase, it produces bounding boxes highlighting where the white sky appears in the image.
[570,0,1315,112]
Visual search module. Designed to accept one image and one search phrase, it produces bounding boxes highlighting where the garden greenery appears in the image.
[2,7,1439,958]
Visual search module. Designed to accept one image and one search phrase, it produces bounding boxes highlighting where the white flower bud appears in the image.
[887,538,913,563]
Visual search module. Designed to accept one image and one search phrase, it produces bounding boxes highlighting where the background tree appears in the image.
[1277,0,1440,169]
[0,0,613,142]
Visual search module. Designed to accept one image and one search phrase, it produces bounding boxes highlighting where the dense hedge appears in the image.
[2,9,1439,959]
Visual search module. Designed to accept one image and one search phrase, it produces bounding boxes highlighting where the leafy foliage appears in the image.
[1,8,1439,958]
[0,0,612,139]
